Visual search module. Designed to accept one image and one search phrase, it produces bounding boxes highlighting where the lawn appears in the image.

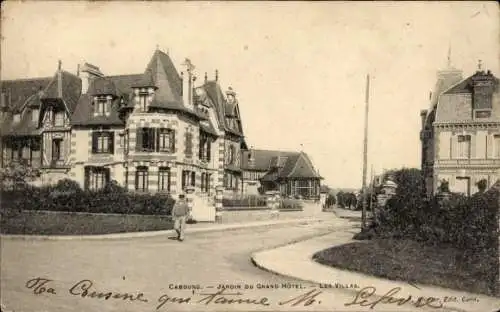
[313,238,499,297]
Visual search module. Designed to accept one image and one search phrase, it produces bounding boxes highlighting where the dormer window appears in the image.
[31,109,39,123]
[139,92,148,112]
[94,97,110,117]
[54,111,65,127]
[474,110,491,119]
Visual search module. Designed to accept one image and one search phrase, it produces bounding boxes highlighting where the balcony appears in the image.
[47,159,70,169]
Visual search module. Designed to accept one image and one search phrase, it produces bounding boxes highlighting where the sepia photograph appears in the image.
[0,1,499,311]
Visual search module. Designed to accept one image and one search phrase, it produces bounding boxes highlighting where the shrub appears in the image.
[281,198,303,210]
[1,185,175,216]
[222,195,267,207]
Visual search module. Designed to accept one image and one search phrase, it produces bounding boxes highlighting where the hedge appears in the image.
[222,195,267,207]
[1,179,175,215]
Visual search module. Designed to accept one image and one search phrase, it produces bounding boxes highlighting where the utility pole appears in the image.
[361,74,370,230]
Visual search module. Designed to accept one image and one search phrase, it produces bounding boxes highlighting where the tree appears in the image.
[0,160,40,190]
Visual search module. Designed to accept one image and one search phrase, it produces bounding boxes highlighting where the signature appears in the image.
[25,277,323,310]
[344,286,444,309]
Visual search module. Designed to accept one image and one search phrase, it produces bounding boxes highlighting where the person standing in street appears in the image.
[171,193,190,241]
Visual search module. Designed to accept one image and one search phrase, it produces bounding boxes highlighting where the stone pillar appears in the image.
[266,191,280,219]
[215,186,224,223]
[185,185,195,218]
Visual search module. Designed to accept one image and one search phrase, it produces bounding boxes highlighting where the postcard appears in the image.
[0,1,499,312]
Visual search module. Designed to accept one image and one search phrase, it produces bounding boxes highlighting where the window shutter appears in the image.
[207,139,211,161]
[167,168,171,192]
[155,129,160,152]
[171,130,176,152]
[105,168,111,185]
[92,132,98,153]
[108,132,114,154]
[450,135,457,159]
[486,134,494,159]
[105,100,110,116]
[136,128,143,151]
[84,167,90,190]
[135,170,139,190]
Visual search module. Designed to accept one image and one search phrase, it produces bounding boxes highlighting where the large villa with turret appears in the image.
[0,49,323,200]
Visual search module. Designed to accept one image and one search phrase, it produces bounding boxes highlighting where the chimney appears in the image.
[181,58,195,109]
[80,62,104,94]
[215,69,219,82]
[57,60,63,98]
[420,110,428,129]
[248,147,255,167]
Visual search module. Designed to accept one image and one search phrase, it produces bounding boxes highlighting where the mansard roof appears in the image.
[88,77,118,96]
[423,67,464,129]
[443,70,499,95]
[71,94,125,127]
[71,74,142,126]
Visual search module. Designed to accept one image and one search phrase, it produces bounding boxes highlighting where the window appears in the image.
[457,135,471,159]
[136,128,175,152]
[157,128,174,152]
[124,130,129,154]
[94,99,108,116]
[84,166,110,191]
[52,139,62,161]
[205,173,210,193]
[228,145,235,164]
[139,93,148,111]
[199,133,206,160]
[181,170,190,190]
[136,128,155,152]
[223,172,237,190]
[494,135,500,158]
[92,131,114,154]
[191,171,196,187]
[158,167,171,192]
[199,132,211,162]
[13,114,20,123]
[295,179,314,198]
[54,111,64,127]
[31,109,39,123]
[185,131,193,156]
[201,173,205,191]
[475,110,491,119]
[135,166,148,191]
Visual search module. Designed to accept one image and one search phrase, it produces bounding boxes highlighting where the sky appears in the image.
[1,1,498,189]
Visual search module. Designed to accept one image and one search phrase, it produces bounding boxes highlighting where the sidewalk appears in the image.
[251,228,500,312]
[0,215,331,241]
